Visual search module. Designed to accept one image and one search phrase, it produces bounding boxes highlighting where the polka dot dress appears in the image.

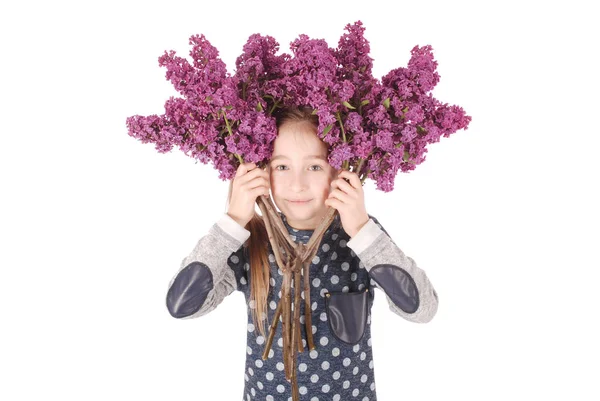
[228,212,379,401]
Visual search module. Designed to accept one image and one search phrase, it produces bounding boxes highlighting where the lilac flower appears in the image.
[126,21,471,192]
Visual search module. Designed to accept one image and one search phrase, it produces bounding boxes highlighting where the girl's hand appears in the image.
[227,162,270,228]
[324,170,370,238]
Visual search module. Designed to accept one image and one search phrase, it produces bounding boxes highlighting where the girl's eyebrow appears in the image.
[270,155,327,162]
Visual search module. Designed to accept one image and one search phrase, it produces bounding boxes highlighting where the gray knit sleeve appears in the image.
[349,215,439,323]
[166,215,250,319]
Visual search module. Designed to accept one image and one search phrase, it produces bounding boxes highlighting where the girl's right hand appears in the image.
[227,162,270,228]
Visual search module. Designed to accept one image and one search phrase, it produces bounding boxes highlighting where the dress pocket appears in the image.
[325,288,370,345]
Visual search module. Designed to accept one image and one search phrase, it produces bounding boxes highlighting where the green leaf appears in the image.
[383,98,390,109]
[402,106,409,113]
[256,102,264,112]
[342,101,356,110]
[403,150,410,162]
[360,99,370,106]
[311,108,318,115]
[322,124,333,136]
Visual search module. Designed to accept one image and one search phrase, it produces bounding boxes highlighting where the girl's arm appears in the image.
[166,213,249,319]
[347,214,439,323]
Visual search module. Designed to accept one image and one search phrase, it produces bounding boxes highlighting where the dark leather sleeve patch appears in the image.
[369,264,419,313]
[325,289,370,345]
[166,261,214,318]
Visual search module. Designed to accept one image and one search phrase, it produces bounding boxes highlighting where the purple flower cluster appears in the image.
[126,21,471,191]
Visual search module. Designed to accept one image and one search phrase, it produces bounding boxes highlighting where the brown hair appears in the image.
[225,106,318,338]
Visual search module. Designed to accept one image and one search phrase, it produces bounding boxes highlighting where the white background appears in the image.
[1,1,598,400]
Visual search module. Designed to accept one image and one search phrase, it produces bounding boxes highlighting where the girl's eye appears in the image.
[274,165,323,171]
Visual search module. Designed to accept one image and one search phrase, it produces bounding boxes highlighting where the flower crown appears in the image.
[126,21,471,192]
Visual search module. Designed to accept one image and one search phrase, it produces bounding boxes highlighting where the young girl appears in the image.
[166,107,439,401]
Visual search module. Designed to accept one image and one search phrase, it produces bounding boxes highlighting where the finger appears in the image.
[236,165,265,185]
[245,176,270,192]
[328,188,352,205]
[338,170,362,190]
[235,162,257,177]
[324,197,340,210]
[332,177,357,197]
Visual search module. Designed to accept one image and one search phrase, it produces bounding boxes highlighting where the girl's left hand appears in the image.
[324,170,370,238]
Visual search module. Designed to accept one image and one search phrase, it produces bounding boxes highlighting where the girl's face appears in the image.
[267,120,337,230]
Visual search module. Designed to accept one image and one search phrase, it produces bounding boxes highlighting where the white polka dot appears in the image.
[361,374,368,383]
[311,398,318,401]
[340,240,347,248]
[270,277,276,286]
[267,371,275,380]
[230,255,239,263]
[367,338,372,347]
[249,300,256,309]
[312,278,321,287]
[343,380,350,389]
[266,395,273,401]
[322,243,330,252]
[300,315,305,324]
[323,265,328,273]
[244,263,249,271]
[342,286,349,292]
[302,339,307,347]
[370,382,375,390]
[320,337,329,346]
[268,349,274,358]
[290,235,297,241]
[278,268,283,276]
[299,386,307,395]
[360,352,366,360]
[341,262,350,271]
[246,394,250,401]
[245,373,249,382]
[351,273,357,281]
[312,302,317,311]
[353,344,360,352]
[343,357,351,367]
[256,335,265,345]
[362,397,369,401]
[310,350,319,359]
[250,388,255,396]
[333,395,341,401]
[299,363,307,372]
[277,385,285,393]
[322,384,330,393]
[332,234,338,240]
[269,254,275,263]
[312,255,320,264]
[276,362,284,371]
[351,250,357,257]
[248,367,254,376]
[247,346,252,355]
[310,374,319,383]
[331,252,338,260]
[332,347,340,357]
[352,388,359,396]
[257,381,264,389]
[332,371,340,380]
[321,361,330,370]
[248,323,255,332]
[320,312,327,321]
[331,275,339,284]
[277,338,283,347]
[312,325,317,334]
[320,288,328,297]
[240,277,247,285]
[270,300,277,310]
[369,360,374,369]
[353,366,359,375]
[255,359,263,368]
[358,283,365,291]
